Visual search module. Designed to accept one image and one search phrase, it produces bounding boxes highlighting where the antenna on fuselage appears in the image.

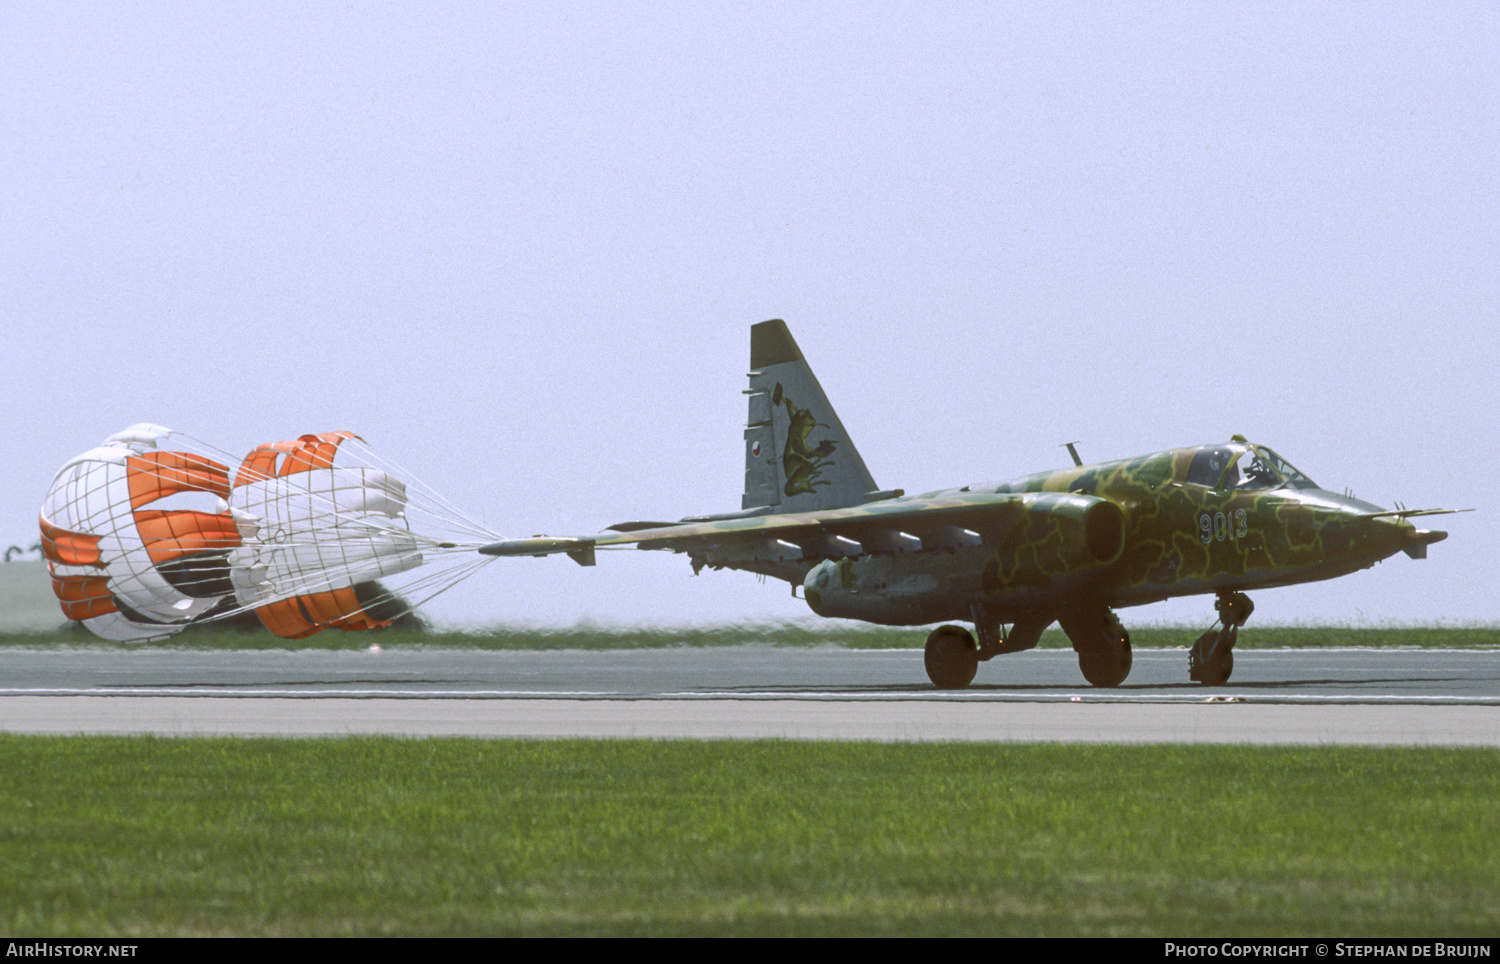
[1062,442,1083,467]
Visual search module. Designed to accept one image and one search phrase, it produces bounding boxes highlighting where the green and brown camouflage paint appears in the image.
[582,439,1430,627]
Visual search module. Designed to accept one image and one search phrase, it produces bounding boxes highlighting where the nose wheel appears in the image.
[1190,592,1252,686]
[1189,629,1235,685]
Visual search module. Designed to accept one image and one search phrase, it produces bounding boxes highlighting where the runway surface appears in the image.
[2,646,1497,744]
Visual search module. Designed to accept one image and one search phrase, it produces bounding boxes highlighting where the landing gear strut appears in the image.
[1190,591,1253,686]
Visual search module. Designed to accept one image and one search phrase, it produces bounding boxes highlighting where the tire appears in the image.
[1060,607,1133,688]
[1198,648,1234,686]
[924,625,978,689]
[1078,630,1132,688]
[1191,626,1237,686]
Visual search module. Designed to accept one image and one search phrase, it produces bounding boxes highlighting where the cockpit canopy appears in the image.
[1185,441,1318,492]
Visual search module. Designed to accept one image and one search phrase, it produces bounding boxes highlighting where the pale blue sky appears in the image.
[3,2,1495,628]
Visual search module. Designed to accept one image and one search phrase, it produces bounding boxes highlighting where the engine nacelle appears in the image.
[980,490,1125,591]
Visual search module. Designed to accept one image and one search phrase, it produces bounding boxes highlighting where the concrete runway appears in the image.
[2,646,1497,744]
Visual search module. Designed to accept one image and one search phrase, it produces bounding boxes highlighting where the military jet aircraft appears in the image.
[482,320,1459,688]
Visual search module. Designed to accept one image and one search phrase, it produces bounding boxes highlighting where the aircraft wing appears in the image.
[479,490,1125,579]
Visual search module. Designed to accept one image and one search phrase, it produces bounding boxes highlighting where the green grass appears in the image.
[4,622,1499,650]
[1,737,1496,936]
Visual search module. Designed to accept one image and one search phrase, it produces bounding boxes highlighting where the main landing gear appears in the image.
[1190,591,1254,686]
[923,625,979,690]
[923,605,1052,690]
[1058,606,1133,688]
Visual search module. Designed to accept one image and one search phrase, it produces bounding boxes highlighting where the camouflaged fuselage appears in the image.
[506,439,1431,628]
[792,442,1425,626]
[992,446,1416,602]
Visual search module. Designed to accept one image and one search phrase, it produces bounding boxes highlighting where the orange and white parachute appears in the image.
[40,425,496,642]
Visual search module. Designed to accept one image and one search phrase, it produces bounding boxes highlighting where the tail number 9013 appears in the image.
[1199,509,1248,544]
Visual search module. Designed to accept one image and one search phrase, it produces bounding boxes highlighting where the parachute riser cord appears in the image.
[196,553,494,629]
[307,435,503,541]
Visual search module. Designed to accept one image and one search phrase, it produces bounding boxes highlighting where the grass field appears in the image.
[1,737,1496,936]
[3,622,1500,650]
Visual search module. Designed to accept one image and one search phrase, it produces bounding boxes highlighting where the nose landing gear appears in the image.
[1190,591,1253,686]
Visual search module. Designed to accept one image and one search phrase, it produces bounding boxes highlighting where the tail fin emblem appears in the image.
[775,382,839,496]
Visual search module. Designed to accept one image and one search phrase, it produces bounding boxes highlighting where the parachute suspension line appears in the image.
[189,428,497,547]
[319,436,503,543]
[169,428,456,536]
[347,467,496,544]
[206,547,492,628]
[380,553,495,615]
[212,428,504,622]
[359,445,501,540]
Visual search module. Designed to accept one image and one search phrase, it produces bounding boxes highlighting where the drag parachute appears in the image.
[227,431,422,638]
[41,424,239,642]
[40,425,493,642]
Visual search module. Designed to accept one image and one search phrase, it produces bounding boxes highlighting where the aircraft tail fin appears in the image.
[741,320,888,512]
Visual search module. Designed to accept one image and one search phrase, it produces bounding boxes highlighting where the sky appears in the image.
[3,2,1496,630]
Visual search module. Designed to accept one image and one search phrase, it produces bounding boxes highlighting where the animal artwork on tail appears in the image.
[774,383,839,497]
[480,320,1466,689]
